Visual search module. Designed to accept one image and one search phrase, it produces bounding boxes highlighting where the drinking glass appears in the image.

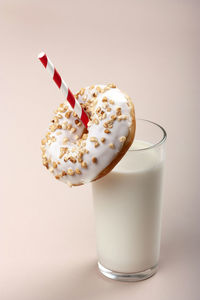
[92,119,167,281]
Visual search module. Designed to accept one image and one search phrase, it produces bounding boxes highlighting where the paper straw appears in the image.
[38,52,89,128]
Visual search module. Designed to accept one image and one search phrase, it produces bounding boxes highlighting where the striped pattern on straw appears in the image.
[38,52,89,128]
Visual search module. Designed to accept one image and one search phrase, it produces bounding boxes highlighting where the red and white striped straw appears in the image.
[38,52,89,128]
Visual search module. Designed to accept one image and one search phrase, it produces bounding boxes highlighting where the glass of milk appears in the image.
[92,119,167,281]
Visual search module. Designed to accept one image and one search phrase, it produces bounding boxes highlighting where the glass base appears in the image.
[98,262,158,282]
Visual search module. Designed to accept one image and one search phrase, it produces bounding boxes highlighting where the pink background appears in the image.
[0,0,199,299]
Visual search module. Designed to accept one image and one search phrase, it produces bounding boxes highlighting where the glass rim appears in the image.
[129,119,167,152]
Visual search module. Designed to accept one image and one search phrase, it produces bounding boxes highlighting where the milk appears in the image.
[92,140,164,273]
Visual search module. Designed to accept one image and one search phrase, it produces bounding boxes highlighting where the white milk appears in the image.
[92,140,164,273]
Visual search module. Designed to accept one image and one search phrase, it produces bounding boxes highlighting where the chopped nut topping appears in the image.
[96,107,101,113]
[102,97,108,102]
[104,129,111,134]
[109,143,115,149]
[78,151,83,158]
[111,115,117,120]
[81,161,87,168]
[118,115,128,121]
[92,157,97,163]
[82,133,88,140]
[78,157,83,163]
[65,111,71,119]
[41,138,46,145]
[54,116,60,122]
[107,120,113,126]
[62,171,67,176]
[64,156,68,162]
[62,122,68,129]
[89,85,94,90]
[43,161,49,169]
[75,135,79,140]
[102,103,108,109]
[49,167,54,173]
[75,168,81,174]
[67,124,72,130]
[57,125,62,129]
[69,156,77,163]
[119,136,126,143]
[94,142,100,148]
[96,86,101,93]
[45,132,51,138]
[71,127,76,133]
[55,175,60,179]
[92,92,97,97]
[58,114,63,119]
[107,107,111,112]
[109,99,115,105]
[116,107,122,116]
[50,125,57,132]
[59,147,68,159]
[73,112,78,118]
[94,118,99,125]
[43,157,48,163]
[79,88,85,96]
[90,137,98,142]
[51,136,56,142]
[58,106,66,113]
[103,123,108,128]
[67,168,75,176]
[53,162,57,168]
[108,83,116,88]
[101,137,106,143]
[63,137,69,145]
[76,140,81,147]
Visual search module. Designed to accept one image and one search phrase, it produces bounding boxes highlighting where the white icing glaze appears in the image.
[41,84,134,186]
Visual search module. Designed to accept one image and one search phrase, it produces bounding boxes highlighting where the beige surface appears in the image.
[0,0,199,299]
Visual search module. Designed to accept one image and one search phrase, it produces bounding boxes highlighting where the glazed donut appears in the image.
[41,84,136,186]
